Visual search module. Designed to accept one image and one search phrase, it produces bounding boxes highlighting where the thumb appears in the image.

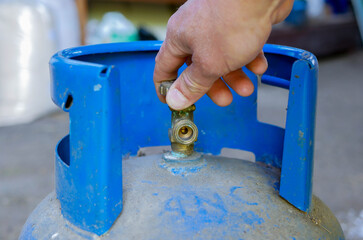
[166,64,215,110]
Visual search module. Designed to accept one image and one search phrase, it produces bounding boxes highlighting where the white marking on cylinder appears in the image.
[94,84,102,91]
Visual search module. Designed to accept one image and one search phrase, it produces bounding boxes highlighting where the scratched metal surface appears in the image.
[21,155,344,240]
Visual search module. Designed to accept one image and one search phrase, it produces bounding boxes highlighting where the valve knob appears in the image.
[159,80,175,96]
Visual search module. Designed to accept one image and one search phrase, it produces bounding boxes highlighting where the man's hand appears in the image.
[153,0,293,110]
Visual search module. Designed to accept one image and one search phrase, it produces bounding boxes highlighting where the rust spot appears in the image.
[298,130,306,147]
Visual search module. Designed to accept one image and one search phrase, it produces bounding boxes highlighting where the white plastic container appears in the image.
[40,0,80,50]
[0,0,57,126]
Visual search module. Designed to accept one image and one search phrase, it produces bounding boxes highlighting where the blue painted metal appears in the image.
[280,57,318,211]
[52,60,123,234]
[49,41,318,235]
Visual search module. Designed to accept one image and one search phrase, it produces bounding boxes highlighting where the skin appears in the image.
[153,0,294,110]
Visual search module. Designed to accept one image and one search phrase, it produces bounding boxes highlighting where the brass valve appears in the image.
[159,81,199,159]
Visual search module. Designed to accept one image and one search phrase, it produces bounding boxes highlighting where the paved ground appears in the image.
[1,50,362,240]
[313,51,363,239]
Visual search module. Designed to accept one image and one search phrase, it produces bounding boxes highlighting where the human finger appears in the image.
[223,68,255,97]
[166,63,217,110]
[206,78,233,107]
[153,40,189,103]
[245,51,268,75]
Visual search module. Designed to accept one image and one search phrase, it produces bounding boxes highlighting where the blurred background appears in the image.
[0,0,362,239]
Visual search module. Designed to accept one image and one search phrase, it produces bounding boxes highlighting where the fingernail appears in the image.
[166,88,189,110]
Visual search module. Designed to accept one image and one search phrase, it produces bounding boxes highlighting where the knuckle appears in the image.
[166,15,178,34]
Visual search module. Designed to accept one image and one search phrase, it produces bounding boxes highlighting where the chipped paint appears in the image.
[93,84,102,91]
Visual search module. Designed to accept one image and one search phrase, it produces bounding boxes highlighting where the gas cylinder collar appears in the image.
[159,81,200,160]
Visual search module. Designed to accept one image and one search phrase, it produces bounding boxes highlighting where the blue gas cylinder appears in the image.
[20,42,344,239]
